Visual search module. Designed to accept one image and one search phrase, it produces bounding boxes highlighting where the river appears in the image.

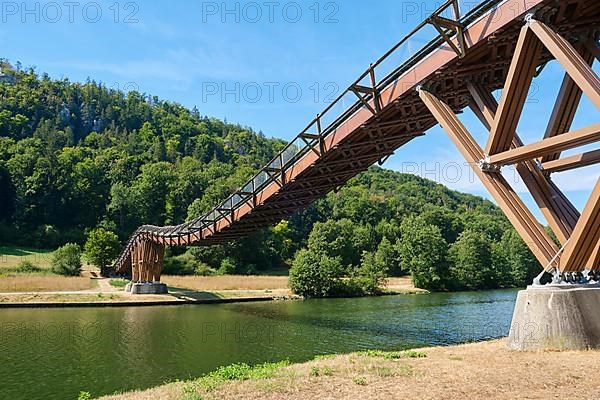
[0,289,518,399]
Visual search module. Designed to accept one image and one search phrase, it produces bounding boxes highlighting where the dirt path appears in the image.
[94,278,118,292]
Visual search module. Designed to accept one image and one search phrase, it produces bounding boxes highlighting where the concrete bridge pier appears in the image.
[124,240,168,295]
[508,284,600,350]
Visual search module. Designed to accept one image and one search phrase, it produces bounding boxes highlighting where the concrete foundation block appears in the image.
[129,282,169,295]
[508,285,600,351]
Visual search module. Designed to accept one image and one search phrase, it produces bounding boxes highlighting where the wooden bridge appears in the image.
[115,0,600,288]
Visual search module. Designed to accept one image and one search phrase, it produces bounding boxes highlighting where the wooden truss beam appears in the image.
[419,88,559,269]
[489,123,600,166]
[542,149,600,174]
[529,20,600,109]
[541,43,595,163]
[468,82,579,243]
[560,178,600,271]
[486,25,543,155]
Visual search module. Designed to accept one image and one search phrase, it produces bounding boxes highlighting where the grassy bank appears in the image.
[99,339,600,400]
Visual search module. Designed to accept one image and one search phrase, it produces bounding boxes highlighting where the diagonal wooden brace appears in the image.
[468,82,579,244]
[486,25,543,155]
[418,88,559,269]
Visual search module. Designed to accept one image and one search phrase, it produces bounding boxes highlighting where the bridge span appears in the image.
[114,0,600,290]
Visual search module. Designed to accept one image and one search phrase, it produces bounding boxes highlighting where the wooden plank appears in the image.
[419,88,559,269]
[489,123,600,166]
[542,149,600,173]
[529,20,600,109]
[560,178,600,271]
[486,25,542,155]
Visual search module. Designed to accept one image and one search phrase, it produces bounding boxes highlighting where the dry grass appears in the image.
[100,339,600,400]
[384,277,427,293]
[0,275,96,292]
[162,275,290,291]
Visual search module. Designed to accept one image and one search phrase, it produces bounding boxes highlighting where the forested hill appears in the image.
[0,60,285,245]
[0,61,540,292]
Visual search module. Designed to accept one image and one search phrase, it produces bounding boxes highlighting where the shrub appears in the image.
[218,257,238,275]
[51,243,82,276]
[289,249,345,297]
[164,253,217,276]
[15,260,42,273]
[195,262,217,276]
[164,253,197,275]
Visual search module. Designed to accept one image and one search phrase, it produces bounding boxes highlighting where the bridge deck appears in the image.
[115,0,600,274]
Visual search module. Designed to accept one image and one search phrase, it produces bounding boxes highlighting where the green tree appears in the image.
[492,228,540,287]
[354,250,388,295]
[449,230,493,290]
[84,228,120,272]
[51,243,82,276]
[374,236,402,276]
[399,217,448,290]
[306,219,358,268]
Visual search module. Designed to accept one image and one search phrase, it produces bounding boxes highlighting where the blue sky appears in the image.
[1,0,598,222]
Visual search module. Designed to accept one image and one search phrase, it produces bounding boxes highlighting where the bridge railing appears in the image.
[115,0,507,268]
[182,0,505,234]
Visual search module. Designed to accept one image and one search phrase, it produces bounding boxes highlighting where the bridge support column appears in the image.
[508,285,600,350]
[125,240,168,295]
[417,19,600,350]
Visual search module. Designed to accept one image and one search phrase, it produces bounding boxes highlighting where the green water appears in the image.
[0,290,518,399]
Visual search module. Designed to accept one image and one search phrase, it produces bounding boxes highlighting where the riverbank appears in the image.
[100,339,600,400]
[0,276,424,307]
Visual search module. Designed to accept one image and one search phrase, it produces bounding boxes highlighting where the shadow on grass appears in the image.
[0,246,53,257]
[167,286,224,301]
